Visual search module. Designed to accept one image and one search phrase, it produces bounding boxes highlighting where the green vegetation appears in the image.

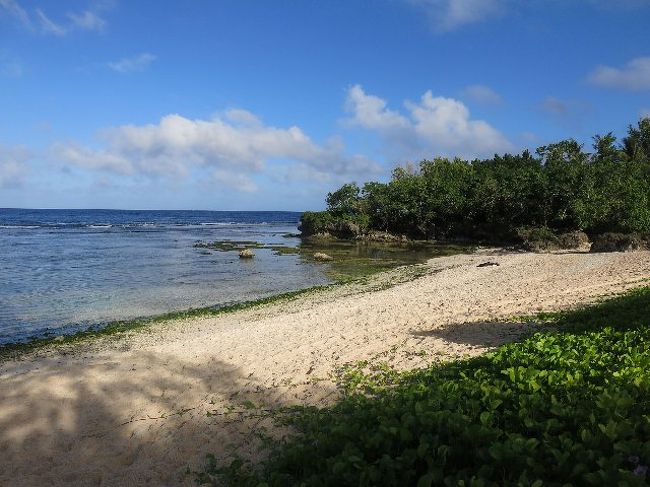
[202,286,650,486]
[301,118,650,244]
[295,239,471,282]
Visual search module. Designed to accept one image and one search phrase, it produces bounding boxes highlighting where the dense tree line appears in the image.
[300,118,650,242]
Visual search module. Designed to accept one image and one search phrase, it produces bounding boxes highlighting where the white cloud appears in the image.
[407,0,503,31]
[587,56,650,91]
[345,85,409,131]
[53,111,380,191]
[107,53,157,73]
[223,108,262,126]
[212,170,258,193]
[35,8,66,36]
[67,10,106,32]
[345,84,513,160]
[52,143,135,175]
[0,144,29,188]
[0,0,30,27]
[406,1,650,33]
[461,84,502,105]
[1,2,108,36]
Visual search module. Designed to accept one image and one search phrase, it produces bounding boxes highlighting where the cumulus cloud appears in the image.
[107,53,157,73]
[344,85,410,133]
[212,170,258,193]
[461,84,502,105]
[53,112,380,192]
[52,143,135,175]
[0,144,29,188]
[345,84,513,160]
[406,0,503,31]
[587,56,650,91]
[223,108,262,126]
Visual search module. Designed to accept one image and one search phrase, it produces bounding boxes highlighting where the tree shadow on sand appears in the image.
[0,346,336,487]
[409,319,542,349]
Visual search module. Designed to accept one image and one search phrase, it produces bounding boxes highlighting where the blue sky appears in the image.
[1,0,649,210]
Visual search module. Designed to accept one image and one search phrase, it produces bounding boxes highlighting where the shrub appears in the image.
[590,233,650,253]
[516,227,561,252]
[299,212,368,239]
[557,230,591,251]
[298,211,336,236]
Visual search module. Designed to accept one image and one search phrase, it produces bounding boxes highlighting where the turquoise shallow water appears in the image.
[0,209,329,344]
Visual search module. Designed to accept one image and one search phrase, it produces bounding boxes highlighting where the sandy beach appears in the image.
[1,250,649,486]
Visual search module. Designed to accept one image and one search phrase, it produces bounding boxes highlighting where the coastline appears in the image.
[0,257,431,361]
[1,249,649,486]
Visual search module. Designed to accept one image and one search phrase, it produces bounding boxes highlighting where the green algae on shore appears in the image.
[196,237,473,282]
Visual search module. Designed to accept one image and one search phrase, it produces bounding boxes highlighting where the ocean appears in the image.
[0,208,328,344]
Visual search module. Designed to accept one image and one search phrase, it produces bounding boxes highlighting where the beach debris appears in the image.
[239,248,255,259]
[313,252,333,261]
[477,261,499,267]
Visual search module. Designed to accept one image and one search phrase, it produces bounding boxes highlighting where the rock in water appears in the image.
[239,248,255,259]
[313,252,333,261]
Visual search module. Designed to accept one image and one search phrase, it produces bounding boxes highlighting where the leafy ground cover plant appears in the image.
[201,287,650,486]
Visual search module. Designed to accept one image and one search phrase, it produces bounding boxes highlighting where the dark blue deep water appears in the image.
[0,208,329,344]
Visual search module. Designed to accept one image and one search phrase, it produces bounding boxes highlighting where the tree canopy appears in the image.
[301,117,650,241]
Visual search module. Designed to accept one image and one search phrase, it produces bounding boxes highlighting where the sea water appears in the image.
[0,209,327,344]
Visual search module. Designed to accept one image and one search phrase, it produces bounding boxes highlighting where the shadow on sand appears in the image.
[409,319,542,349]
[0,347,335,486]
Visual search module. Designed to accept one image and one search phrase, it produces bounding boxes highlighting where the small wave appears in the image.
[89,224,113,228]
[0,225,40,229]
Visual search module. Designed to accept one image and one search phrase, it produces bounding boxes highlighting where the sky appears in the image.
[1,0,649,211]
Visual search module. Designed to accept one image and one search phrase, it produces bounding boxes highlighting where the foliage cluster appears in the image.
[590,233,650,253]
[204,286,650,486]
[301,118,650,242]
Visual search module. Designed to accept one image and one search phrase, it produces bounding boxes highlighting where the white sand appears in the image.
[1,250,649,486]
